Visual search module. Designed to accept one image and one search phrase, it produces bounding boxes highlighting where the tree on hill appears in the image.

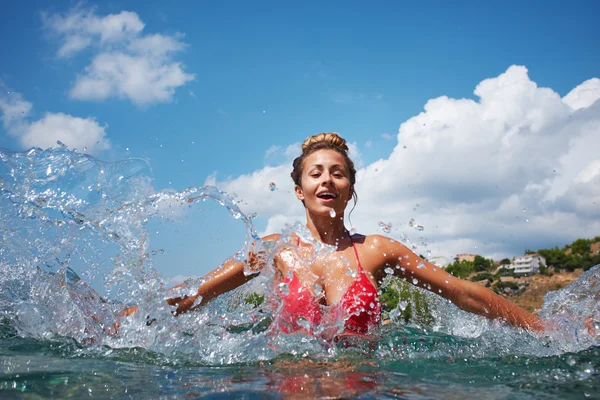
[500,258,511,265]
[473,255,493,272]
[446,260,475,278]
[536,236,600,272]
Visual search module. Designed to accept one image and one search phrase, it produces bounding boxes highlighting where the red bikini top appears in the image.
[277,236,381,335]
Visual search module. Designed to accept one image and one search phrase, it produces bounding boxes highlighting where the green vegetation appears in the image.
[379,276,434,326]
[445,254,496,278]
[491,280,520,294]
[536,236,600,272]
[445,260,475,278]
[495,267,515,278]
[244,292,264,308]
[473,255,493,272]
[471,272,494,282]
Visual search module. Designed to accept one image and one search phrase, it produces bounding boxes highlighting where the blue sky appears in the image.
[1,1,599,283]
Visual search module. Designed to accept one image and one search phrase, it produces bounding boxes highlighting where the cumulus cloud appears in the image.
[43,7,194,106]
[208,65,600,260]
[0,86,109,154]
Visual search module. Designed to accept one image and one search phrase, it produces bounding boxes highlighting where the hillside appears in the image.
[478,269,585,313]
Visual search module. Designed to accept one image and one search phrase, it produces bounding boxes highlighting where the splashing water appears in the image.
[0,147,599,398]
[378,221,392,234]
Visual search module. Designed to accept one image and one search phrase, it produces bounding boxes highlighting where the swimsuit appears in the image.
[277,236,381,335]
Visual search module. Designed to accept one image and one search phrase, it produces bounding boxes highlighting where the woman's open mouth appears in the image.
[317,192,337,203]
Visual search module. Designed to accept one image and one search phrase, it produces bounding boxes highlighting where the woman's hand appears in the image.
[585,317,599,336]
[165,294,199,315]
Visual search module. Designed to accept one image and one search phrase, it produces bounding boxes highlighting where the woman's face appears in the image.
[295,149,353,217]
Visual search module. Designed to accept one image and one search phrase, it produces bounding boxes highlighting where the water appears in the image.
[1,147,599,399]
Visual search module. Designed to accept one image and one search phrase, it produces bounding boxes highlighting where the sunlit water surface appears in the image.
[1,148,598,399]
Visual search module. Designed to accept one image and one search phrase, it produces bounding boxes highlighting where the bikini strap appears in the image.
[350,237,364,271]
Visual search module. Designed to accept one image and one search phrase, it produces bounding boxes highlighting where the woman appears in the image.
[163,132,547,336]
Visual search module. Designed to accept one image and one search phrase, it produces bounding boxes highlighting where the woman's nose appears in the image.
[320,173,333,183]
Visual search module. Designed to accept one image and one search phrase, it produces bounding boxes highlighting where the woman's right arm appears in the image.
[166,233,281,315]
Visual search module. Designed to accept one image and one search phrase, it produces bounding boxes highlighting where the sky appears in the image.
[1,1,599,283]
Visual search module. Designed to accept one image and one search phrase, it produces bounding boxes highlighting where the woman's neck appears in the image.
[304,210,350,247]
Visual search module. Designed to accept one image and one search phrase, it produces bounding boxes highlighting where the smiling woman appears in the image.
[160,132,551,338]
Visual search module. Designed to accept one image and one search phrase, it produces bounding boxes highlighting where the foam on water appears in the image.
[1,147,599,370]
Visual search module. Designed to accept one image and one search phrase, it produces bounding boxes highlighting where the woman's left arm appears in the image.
[372,236,546,332]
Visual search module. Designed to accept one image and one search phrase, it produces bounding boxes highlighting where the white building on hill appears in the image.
[510,254,546,275]
[428,256,449,269]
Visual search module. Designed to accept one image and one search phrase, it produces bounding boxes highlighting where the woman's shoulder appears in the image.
[350,232,390,246]
[352,233,410,257]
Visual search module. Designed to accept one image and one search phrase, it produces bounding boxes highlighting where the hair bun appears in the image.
[301,132,348,153]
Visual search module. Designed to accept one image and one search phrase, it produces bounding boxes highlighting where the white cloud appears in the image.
[43,7,194,106]
[0,87,110,154]
[563,78,600,110]
[43,8,144,57]
[208,65,600,260]
[22,112,109,153]
[0,89,33,129]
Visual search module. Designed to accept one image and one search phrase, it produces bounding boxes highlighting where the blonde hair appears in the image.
[301,132,349,153]
[291,132,356,187]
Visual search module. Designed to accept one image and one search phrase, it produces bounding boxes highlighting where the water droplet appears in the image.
[417,263,425,269]
[409,218,415,228]
[296,317,310,330]
[329,209,336,218]
[398,301,408,311]
[369,302,375,309]
[384,267,394,275]
[577,363,595,380]
[231,211,242,219]
[83,146,87,152]
[403,145,407,149]
[378,221,392,234]
[525,218,529,223]
[522,208,527,213]
[412,278,419,285]
[278,282,289,296]
[269,182,277,191]
[346,268,357,278]
[46,166,52,175]
[313,283,323,296]
[416,225,424,231]
[566,357,576,366]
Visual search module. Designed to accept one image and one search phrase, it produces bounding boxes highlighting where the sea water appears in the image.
[0,147,598,399]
